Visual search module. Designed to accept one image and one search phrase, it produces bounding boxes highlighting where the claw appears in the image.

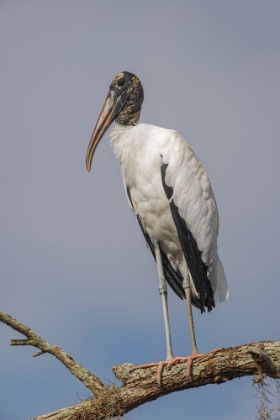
[130,348,223,387]
[130,361,167,387]
[167,353,206,376]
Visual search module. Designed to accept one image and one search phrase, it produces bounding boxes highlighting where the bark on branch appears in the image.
[0,309,279,420]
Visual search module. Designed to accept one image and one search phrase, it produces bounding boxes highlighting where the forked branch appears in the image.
[0,309,279,420]
[0,310,104,394]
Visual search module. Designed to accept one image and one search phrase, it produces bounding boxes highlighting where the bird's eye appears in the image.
[117,78,125,86]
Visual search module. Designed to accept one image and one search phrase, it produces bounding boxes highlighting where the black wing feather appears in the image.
[160,163,215,313]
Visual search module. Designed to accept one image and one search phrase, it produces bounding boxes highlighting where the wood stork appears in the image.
[86,71,228,385]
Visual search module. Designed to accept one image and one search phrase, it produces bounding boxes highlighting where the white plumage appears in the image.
[86,71,229,373]
[110,123,228,304]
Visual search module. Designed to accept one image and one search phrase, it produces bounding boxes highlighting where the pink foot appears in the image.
[168,348,223,376]
[167,353,206,376]
[130,348,222,387]
[130,361,170,387]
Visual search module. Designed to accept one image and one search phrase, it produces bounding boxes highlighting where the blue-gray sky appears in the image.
[1,1,280,419]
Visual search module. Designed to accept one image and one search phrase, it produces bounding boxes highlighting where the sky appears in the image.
[0,1,280,419]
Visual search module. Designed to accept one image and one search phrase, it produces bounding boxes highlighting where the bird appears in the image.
[86,71,228,386]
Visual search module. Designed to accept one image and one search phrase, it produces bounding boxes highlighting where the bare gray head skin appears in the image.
[86,71,144,172]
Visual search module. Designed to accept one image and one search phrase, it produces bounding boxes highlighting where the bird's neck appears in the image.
[109,123,135,162]
[115,83,143,126]
[115,107,141,126]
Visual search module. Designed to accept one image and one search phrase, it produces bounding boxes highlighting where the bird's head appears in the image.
[86,71,144,172]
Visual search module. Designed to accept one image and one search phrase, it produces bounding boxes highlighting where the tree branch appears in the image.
[29,341,280,420]
[1,309,279,420]
[0,310,104,395]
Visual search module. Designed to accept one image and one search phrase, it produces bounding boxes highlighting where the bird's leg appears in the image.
[154,239,174,361]
[167,273,206,375]
[183,273,198,354]
[131,267,222,384]
[130,239,174,386]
